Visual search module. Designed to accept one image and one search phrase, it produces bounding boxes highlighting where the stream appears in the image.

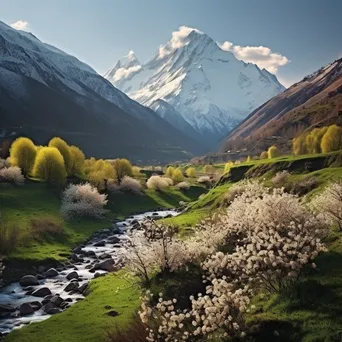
[0,209,178,335]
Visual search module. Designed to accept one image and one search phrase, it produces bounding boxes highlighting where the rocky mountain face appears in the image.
[105,29,285,146]
[0,21,204,162]
[221,58,342,155]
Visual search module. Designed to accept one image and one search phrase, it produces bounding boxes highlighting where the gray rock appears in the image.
[94,272,101,279]
[50,295,64,307]
[85,250,97,258]
[64,281,79,292]
[36,274,45,280]
[32,287,52,297]
[47,307,61,314]
[107,236,120,244]
[42,302,56,313]
[106,310,119,317]
[37,266,46,274]
[0,304,15,313]
[66,271,78,281]
[94,259,115,272]
[30,301,42,311]
[45,268,59,278]
[78,283,88,294]
[99,253,112,260]
[19,275,39,287]
[93,240,106,247]
[19,303,34,316]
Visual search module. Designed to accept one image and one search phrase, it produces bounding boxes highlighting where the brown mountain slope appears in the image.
[221,58,342,154]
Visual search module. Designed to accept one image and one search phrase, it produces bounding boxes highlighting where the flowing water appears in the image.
[0,209,178,335]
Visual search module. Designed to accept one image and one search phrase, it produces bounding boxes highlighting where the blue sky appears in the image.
[1,0,341,87]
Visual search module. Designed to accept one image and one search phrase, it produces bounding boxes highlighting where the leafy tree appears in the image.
[48,137,72,175]
[9,137,36,175]
[268,145,280,159]
[165,166,175,178]
[69,145,85,175]
[246,156,251,162]
[224,161,234,174]
[185,167,196,178]
[112,158,132,183]
[172,168,184,184]
[33,147,66,185]
[293,134,307,156]
[260,151,268,160]
[321,125,342,153]
[132,166,141,177]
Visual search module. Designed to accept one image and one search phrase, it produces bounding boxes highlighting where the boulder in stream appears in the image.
[93,240,106,247]
[64,281,79,292]
[19,275,39,287]
[94,259,115,272]
[45,268,59,278]
[32,287,52,297]
[19,303,34,316]
[66,271,79,281]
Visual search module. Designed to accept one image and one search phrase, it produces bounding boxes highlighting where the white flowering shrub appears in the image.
[0,166,24,185]
[122,221,189,284]
[108,176,143,194]
[139,281,250,341]
[176,181,190,191]
[60,183,108,220]
[197,176,210,184]
[202,187,328,292]
[311,181,342,231]
[0,158,10,170]
[147,176,171,191]
[271,170,290,187]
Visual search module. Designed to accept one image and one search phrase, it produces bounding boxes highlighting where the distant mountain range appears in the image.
[0,21,205,163]
[221,57,342,154]
[105,29,285,145]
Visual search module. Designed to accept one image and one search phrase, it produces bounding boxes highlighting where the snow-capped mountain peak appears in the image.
[104,26,286,145]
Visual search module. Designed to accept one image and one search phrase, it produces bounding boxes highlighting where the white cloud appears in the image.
[114,65,142,82]
[159,26,202,59]
[10,20,29,31]
[219,41,289,73]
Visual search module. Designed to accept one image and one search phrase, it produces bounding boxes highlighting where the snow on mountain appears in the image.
[105,27,285,144]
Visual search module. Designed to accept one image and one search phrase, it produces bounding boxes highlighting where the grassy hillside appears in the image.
[0,180,205,261]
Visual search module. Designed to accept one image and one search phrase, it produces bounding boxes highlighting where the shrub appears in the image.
[60,183,108,220]
[272,170,290,187]
[267,145,280,159]
[9,137,36,175]
[165,166,175,178]
[289,176,318,196]
[48,137,73,175]
[0,158,10,169]
[260,151,268,159]
[202,164,215,174]
[311,181,342,230]
[146,176,170,191]
[30,218,64,242]
[0,166,24,185]
[224,161,234,174]
[321,124,342,153]
[185,167,196,178]
[197,175,210,183]
[0,222,20,255]
[111,159,133,183]
[69,145,85,176]
[33,147,66,185]
[132,166,141,177]
[119,176,143,194]
[176,181,190,191]
[171,168,184,184]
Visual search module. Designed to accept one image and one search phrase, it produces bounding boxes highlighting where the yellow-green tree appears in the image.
[165,166,175,178]
[293,134,307,156]
[224,161,234,174]
[69,145,85,175]
[185,167,196,178]
[33,147,66,184]
[132,166,141,177]
[321,125,342,153]
[112,158,133,183]
[268,145,280,159]
[246,156,251,162]
[172,168,184,184]
[9,137,37,175]
[203,164,215,174]
[260,151,268,160]
[48,137,72,175]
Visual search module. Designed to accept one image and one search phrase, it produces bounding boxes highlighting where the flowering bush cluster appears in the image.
[311,181,342,231]
[0,166,24,185]
[136,181,330,341]
[107,176,143,194]
[122,221,188,284]
[0,158,10,170]
[176,181,190,191]
[60,183,108,220]
[271,170,290,187]
[146,176,173,190]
